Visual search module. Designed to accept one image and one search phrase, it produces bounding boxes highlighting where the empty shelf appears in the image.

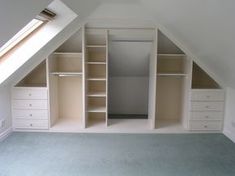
[86,45,106,48]
[87,92,106,97]
[53,52,82,57]
[51,72,83,77]
[158,54,186,57]
[88,106,106,112]
[87,78,106,81]
[87,62,106,65]
[157,73,187,76]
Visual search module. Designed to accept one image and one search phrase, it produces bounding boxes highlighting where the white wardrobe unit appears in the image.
[11,25,225,133]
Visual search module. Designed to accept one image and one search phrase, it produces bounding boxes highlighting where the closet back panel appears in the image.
[156,77,183,120]
[58,77,83,120]
[157,57,185,74]
[88,97,106,107]
[88,81,106,93]
[87,48,106,62]
[88,65,106,78]
[53,55,82,72]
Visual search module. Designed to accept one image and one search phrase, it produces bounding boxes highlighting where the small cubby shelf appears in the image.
[15,60,47,87]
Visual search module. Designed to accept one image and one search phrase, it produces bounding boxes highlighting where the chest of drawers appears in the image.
[12,87,49,130]
[189,89,225,131]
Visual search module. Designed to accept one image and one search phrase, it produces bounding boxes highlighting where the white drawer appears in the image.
[191,90,224,101]
[12,100,48,110]
[12,88,47,100]
[12,110,48,120]
[190,111,224,121]
[191,102,224,111]
[189,121,222,131]
[14,119,49,129]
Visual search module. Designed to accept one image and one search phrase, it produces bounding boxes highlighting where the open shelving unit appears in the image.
[48,29,85,131]
[155,30,192,130]
[85,28,108,128]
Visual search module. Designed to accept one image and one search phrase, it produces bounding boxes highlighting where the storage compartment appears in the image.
[191,90,225,101]
[12,100,48,110]
[191,101,224,112]
[192,62,220,89]
[14,119,49,129]
[189,120,222,131]
[12,88,47,100]
[87,81,106,96]
[157,54,187,74]
[87,47,106,62]
[16,60,47,87]
[12,110,48,120]
[190,111,223,121]
[88,64,106,79]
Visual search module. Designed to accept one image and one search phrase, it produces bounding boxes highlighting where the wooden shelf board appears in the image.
[86,45,106,48]
[87,62,106,65]
[53,52,82,56]
[51,72,83,77]
[157,73,187,76]
[158,54,186,57]
[87,92,106,97]
[87,78,106,81]
[87,106,106,112]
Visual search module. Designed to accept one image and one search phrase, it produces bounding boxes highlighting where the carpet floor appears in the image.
[0,132,235,176]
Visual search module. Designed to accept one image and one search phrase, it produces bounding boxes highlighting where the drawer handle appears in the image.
[29,114,33,117]
[29,93,32,96]
[205,116,209,119]
[29,104,32,107]
[204,125,208,128]
[206,95,211,98]
[205,105,210,109]
[30,124,33,127]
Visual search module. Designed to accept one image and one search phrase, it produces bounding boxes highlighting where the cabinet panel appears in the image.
[13,110,48,120]
[190,111,223,121]
[189,120,222,131]
[12,100,48,110]
[191,90,224,101]
[191,102,224,111]
[12,88,48,100]
[14,119,49,129]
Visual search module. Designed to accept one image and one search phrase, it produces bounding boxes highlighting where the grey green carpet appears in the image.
[0,133,235,176]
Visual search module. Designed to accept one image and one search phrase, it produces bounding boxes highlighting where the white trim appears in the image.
[223,130,235,143]
[0,127,12,142]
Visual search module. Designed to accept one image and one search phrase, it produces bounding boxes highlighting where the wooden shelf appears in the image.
[86,45,106,48]
[87,78,106,81]
[157,73,187,77]
[87,92,106,97]
[87,62,106,65]
[53,52,82,57]
[51,72,83,77]
[158,54,186,57]
[87,106,106,112]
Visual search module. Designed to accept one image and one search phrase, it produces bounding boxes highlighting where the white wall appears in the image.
[223,87,235,143]
[109,77,149,114]
[0,86,11,134]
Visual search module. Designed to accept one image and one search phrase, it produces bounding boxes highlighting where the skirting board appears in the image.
[223,130,235,143]
[0,127,12,142]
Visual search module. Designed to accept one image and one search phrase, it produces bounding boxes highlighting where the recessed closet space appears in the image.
[85,29,108,128]
[108,29,154,130]
[156,30,191,130]
[48,30,84,131]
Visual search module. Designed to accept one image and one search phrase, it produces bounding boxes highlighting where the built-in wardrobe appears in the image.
[11,26,225,132]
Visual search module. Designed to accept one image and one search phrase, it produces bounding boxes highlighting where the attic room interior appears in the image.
[0,0,235,175]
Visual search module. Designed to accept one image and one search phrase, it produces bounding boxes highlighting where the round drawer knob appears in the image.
[29,104,32,107]
[204,125,208,128]
[29,114,32,117]
[30,124,33,127]
[205,106,210,109]
[206,95,211,98]
[29,93,32,96]
[205,116,209,118]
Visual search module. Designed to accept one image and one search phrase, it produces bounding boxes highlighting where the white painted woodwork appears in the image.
[12,110,48,120]
[191,90,225,102]
[12,87,48,100]
[14,119,49,129]
[189,120,222,131]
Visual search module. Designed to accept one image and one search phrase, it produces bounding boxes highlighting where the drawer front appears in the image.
[189,121,222,131]
[191,102,224,111]
[14,119,49,129]
[190,111,224,121]
[12,88,47,100]
[191,90,224,101]
[12,110,48,120]
[12,100,48,110]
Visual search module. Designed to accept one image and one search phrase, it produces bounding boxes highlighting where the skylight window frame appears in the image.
[0,9,56,58]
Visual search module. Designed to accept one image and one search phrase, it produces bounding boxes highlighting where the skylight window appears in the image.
[0,9,56,58]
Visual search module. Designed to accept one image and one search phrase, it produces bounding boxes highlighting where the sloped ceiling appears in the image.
[1,0,235,88]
